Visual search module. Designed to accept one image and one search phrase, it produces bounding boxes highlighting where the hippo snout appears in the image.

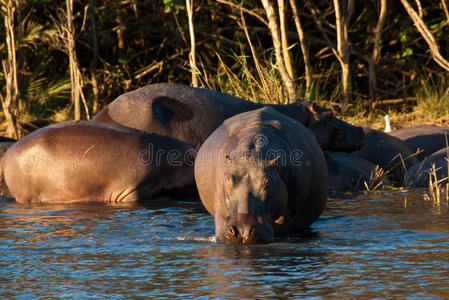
[221,215,273,244]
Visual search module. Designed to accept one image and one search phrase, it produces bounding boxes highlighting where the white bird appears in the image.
[384,114,392,133]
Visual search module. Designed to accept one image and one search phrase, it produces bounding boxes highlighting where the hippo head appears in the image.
[214,155,288,244]
[304,103,364,152]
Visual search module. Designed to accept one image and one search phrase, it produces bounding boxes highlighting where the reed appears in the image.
[423,164,449,206]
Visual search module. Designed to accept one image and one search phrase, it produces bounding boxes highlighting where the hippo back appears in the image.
[352,128,417,183]
[389,124,449,161]
[326,151,376,192]
[93,83,259,149]
[408,147,449,187]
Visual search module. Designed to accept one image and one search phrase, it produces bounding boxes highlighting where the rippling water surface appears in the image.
[1,191,449,298]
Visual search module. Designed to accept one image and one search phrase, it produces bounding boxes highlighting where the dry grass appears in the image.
[423,164,449,206]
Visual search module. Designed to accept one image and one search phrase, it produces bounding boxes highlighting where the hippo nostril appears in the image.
[229,225,238,236]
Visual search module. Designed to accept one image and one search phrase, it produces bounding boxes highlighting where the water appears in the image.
[1,191,449,298]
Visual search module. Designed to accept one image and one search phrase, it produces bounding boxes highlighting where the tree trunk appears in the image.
[289,0,312,98]
[369,0,388,108]
[1,1,19,138]
[186,0,198,87]
[261,0,296,103]
[66,0,89,120]
[333,0,354,109]
[278,0,295,80]
[89,0,100,113]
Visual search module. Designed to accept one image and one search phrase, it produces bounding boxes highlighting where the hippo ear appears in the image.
[152,96,194,126]
[267,155,281,169]
[224,174,234,190]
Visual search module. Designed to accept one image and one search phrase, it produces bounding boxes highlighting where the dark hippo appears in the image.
[2,121,195,203]
[92,83,364,152]
[326,152,377,192]
[389,124,449,161]
[352,128,417,183]
[0,139,15,198]
[408,147,449,187]
[194,107,328,244]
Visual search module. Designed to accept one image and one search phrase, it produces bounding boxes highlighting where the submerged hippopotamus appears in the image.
[408,147,449,187]
[194,107,328,244]
[2,121,195,203]
[93,83,364,152]
[326,152,377,192]
[352,128,417,183]
[389,124,449,161]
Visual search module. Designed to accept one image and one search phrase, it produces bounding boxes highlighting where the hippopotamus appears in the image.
[194,107,328,244]
[0,139,15,198]
[408,147,449,187]
[351,128,417,183]
[326,151,377,192]
[92,83,364,152]
[389,124,449,161]
[2,121,195,203]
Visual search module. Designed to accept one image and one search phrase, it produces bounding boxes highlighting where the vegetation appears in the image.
[1,0,449,137]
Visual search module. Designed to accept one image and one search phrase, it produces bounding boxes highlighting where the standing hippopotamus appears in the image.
[326,152,377,192]
[194,107,328,244]
[2,121,195,203]
[352,128,417,183]
[389,124,449,161]
[92,83,364,152]
[408,147,449,187]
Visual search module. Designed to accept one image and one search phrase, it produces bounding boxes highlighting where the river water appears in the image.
[1,190,449,298]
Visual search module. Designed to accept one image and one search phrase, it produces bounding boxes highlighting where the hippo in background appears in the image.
[407,147,449,187]
[194,107,328,244]
[326,152,378,192]
[389,124,449,161]
[2,121,195,203]
[351,128,417,184]
[0,137,16,198]
[92,83,364,152]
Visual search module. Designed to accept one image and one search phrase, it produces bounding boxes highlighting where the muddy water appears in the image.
[1,191,449,298]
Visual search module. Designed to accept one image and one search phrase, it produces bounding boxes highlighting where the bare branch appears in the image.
[400,0,449,72]
[217,0,268,26]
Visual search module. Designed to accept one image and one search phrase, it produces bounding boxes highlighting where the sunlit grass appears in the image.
[423,164,449,206]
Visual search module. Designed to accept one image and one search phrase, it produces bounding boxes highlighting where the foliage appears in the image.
[0,0,448,135]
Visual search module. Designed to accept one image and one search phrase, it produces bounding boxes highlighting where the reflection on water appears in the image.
[1,191,449,298]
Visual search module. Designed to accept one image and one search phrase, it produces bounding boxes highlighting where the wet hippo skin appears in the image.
[0,140,15,198]
[326,151,376,192]
[92,83,364,152]
[194,107,328,244]
[389,124,449,161]
[408,147,449,187]
[352,128,417,183]
[2,121,195,203]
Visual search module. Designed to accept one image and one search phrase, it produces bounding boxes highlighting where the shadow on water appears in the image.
[1,190,449,298]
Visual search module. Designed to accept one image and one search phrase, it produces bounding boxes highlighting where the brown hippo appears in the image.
[408,147,449,187]
[194,107,328,244]
[2,121,195,203]
[389,124,449,161]
[0,139,15,198]
[92,83,364,152]
[326,151,377,192]
[351,128,417,183]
